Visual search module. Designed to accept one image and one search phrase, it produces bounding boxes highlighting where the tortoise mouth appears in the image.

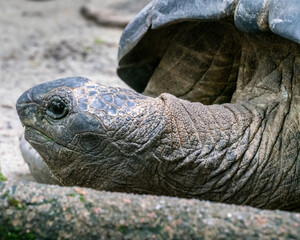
[24,126,70,156]
[24,127,57,150]
[24,126,77,155]
[25,127,54,142]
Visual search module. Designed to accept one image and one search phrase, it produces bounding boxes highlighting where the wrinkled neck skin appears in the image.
[148,33,299,211]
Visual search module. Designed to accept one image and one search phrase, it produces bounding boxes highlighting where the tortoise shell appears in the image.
[117,0,300,103]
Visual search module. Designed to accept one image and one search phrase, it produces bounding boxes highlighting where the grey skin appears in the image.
[17,0,300,211]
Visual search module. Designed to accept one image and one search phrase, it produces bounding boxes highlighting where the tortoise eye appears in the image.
[46,96,68,119]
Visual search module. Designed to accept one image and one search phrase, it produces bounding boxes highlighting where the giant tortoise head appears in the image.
[17,0,300,211]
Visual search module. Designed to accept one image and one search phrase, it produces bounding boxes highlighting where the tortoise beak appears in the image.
[16,89,37,127]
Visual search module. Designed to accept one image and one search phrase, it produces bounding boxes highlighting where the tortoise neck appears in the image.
[156,92,299,210]
[156,93,261,197]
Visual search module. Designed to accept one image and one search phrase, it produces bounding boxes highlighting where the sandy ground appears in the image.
[0,0,146,181]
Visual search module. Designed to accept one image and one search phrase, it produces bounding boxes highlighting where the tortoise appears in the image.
[17,0,300,211]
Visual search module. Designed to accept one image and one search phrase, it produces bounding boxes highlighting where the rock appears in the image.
[80,0,152,28]
[1,181,299,239]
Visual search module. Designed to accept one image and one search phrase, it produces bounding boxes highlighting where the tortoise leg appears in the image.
[143,22,242,105]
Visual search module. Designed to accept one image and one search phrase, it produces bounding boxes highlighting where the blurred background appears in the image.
[0,0,151,182]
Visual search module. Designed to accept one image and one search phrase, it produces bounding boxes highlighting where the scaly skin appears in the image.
[16,30,300,212]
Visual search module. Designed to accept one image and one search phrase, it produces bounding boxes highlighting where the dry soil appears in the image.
[0,0,148,181]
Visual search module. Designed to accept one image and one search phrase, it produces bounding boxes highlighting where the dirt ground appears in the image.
[0,0,148,181]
